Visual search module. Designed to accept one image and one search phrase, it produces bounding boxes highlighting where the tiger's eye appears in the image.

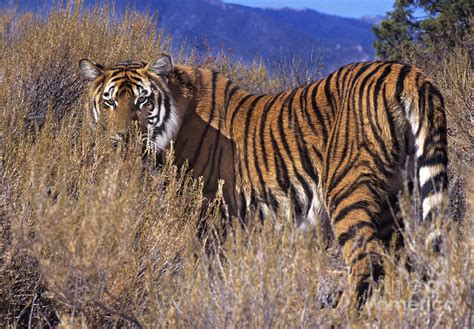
[104,99,115,107]
[138,96,147,104]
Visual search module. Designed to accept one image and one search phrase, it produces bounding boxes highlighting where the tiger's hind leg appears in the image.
[324,169,389,311]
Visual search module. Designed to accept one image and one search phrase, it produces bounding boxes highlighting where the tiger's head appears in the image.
[79,54,184,152]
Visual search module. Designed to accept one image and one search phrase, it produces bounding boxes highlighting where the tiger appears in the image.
[79,54,448,308]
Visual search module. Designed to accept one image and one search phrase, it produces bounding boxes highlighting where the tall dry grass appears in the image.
[0,3,472,328]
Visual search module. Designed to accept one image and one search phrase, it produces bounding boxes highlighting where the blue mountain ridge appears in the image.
[2,0,377,73]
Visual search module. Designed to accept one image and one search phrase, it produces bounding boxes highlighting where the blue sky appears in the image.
[223,0,396,18]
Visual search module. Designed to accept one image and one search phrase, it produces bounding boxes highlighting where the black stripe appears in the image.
[348,233,381,256]
[300,84,318,135]
[311,145,323,162]
[270,128,290,192]
[293,171,313,216]
[153,93,171,138]
[289,183,306,220]
[361,142,394,179]
[162,93,171,125]
[363,234,379,248]
[209,80,233,194]
[418,149,448,167]
[351,252,369,266]
[338,222,377,248]
[339,64,354,97]
[293,104,319,183]
[364,79,391,163]
[287,88,300,126]
[217,79,232,133]
[415,82,428,137]
[109,76,126,84]
[239,192,247,224]
[243,95,266,188]
[347,62,375,92]
[326,138,357,194]
[395,64,412,104]
[208,71,218,122]
[253,120,269,201]
[369,64,393,161]
[191,71,219,164]
[221,79,233,120]
[382,85,400,156]
[277,89,299,158]
[310,81,328,141]
[128,75,144,84]
[259,93,284,171]
[110,70,125,78]
[423,127,448,146]
[420,172,447,199]
[334,65,344,101]
[324,71,337,117]
[331,173,375,207]
[229,94,253,138]
[223,85,240,122]
[333,200,373,225]
[216,147,224,179]
[268,190,279,210]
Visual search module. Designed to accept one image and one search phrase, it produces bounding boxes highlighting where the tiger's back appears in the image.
[220,61,446,226]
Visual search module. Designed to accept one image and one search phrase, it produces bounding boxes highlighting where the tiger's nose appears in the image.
[109,117,132,140]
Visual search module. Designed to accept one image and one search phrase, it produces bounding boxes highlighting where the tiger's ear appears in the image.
[147,54,173,77]
[79,59,104,80]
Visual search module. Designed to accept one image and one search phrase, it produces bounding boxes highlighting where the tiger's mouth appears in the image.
[109,124,141,146]
[108,127,160,154]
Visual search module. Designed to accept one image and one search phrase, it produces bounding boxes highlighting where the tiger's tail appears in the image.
[399,66,448,223]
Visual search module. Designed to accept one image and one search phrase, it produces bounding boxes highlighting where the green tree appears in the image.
[373,0,473,60]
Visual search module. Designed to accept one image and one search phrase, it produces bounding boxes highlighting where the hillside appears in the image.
[3,0,376,73]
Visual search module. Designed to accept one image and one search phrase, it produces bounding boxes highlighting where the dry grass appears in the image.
[0,3,473,328]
